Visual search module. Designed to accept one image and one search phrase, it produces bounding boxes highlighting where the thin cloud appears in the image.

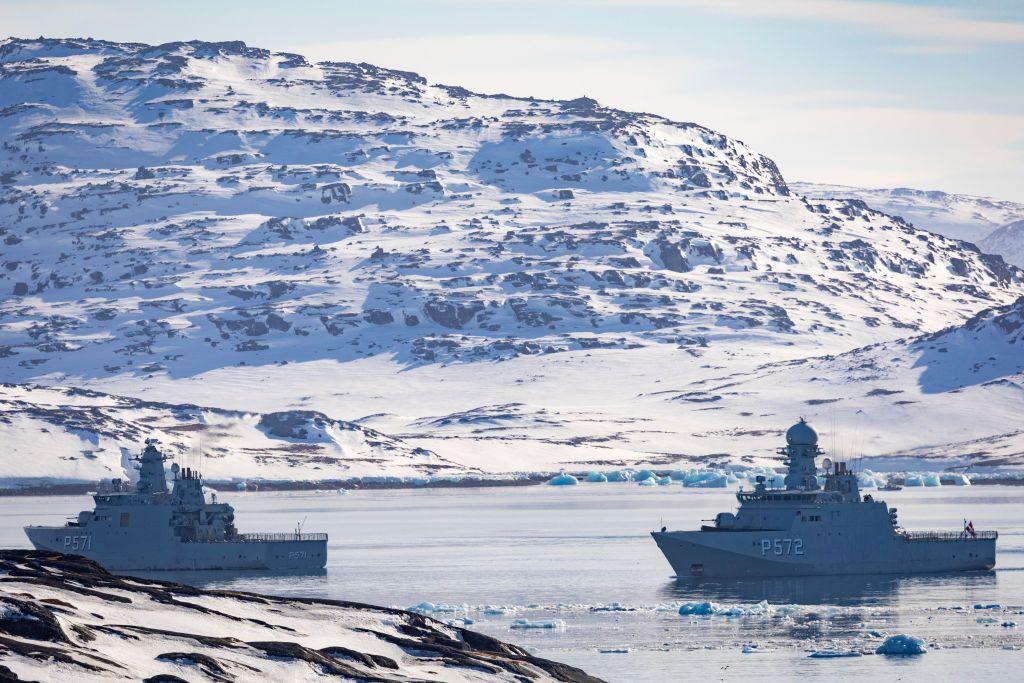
[472,0,1024,48]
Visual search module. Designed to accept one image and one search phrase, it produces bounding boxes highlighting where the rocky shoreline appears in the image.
[0,550,602,682]
[2,473,1023,497]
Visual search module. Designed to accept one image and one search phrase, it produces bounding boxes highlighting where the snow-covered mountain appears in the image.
[0,383,470,486]
[646,295,1024,469]
[2,37,1023,483]
[981,220,1024,269]
[792,182,1024,258]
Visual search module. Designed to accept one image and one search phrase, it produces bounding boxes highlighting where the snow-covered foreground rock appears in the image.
[0,549,601,682]
[2,37,1024,481]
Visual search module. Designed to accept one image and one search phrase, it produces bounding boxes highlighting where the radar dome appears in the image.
[786,418,818,446]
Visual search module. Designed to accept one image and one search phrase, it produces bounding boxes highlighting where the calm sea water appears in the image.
[2,485,1022,681]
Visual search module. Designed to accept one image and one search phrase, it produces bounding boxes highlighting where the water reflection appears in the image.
[130,566,327,591]
[663,570,996,607]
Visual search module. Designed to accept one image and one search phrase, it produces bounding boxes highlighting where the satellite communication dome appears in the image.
[786,418,818,446]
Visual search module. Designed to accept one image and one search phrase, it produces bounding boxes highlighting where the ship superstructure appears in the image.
[25,440,327,571]
[652,420,996,577]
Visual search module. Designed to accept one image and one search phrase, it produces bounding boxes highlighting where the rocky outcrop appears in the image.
[0,550,603,682]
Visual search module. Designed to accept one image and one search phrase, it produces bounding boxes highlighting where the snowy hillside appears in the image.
[0,550,599,682]
[792,182,1024,249]
[0,383,471,486]
[651,296,1024,468]
[981,220,1024,269]
[2,37,1024,482]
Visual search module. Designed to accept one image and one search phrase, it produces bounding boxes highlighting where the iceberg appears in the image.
[809,650,862,658]
[856,469,888,489]
[657,476,673,486]
[482,605,516,616]
[875,635,927,655]
[682,469,730,488]
[636,469,656,482]
[547,472,579,486]
[678,600,782,618]
[679,601,718,616]
[586,471,608,483]
[903,471,943,487]
[607,469,634,482]
[638,477,658,487]
[509,618,565,630]
[406,602,467,616]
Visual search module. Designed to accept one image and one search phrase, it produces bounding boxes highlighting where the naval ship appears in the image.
[25,440,328,571]
[652,419,997,578]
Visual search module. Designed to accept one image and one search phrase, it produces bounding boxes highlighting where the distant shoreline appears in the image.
[0,475,550,497]
[1,474,1022,497]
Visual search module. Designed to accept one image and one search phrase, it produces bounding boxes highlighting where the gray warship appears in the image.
[24,440,327,571]
[652,419,997,578]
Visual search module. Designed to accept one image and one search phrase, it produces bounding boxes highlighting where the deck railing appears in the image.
[235,532,328,542]
[899,530,997,542]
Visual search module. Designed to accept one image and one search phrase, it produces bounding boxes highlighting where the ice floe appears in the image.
[547,471,579,486]
[678,600,800,618]
[510,619,566,630]
[875,635,927,655]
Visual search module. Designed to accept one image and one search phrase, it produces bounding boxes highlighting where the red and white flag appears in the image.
[965,520,977,538]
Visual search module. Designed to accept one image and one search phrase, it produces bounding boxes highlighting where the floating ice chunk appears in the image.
[607,470,634,482]
[510,619,565,630]
[657,476,673,486]
[922,473,941,487]
[809,650,862,658]
[591,603,634,612]
[682,469,729,488]
[741,642,763,653]
[407,602,468,616]
[638,477,657,487]
[598,647,631,654]
[875,635,927,655]
[678,600,779,617]
[636,470,656,482]
[974,603,1000,610]
[447,617,474,627]
[547,472,579,486]
[586,471,608,483]
[857,469,888,489]
[1002,621,1018,628]
[679,601,718,616]
[904,475,923,487]
[944,473,971,486]
[482,605,516,616]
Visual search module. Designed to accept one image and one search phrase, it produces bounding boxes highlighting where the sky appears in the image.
[3,0,1023,200]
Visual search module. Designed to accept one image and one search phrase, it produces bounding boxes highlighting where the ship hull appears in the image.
[652,530,995,578]
[24,525,327,571]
